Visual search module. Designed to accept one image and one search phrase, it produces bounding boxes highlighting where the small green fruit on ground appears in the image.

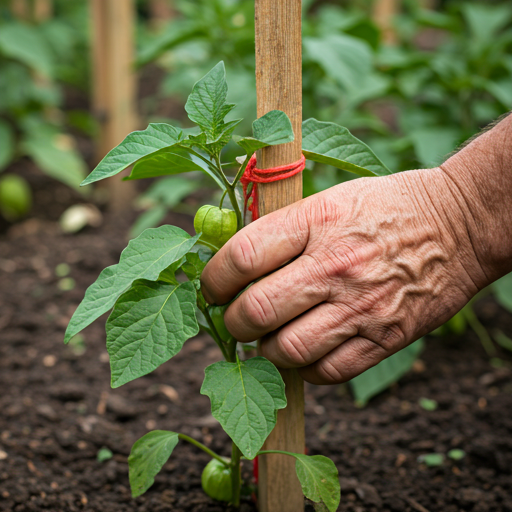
[194,205,237,251]
[0,174,32,220]
[201,458,232,502]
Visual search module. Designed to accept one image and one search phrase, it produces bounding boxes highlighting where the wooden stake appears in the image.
[148,0,174,29]
[372,0,399,45]
[90,0,137,211]
[255,1,305,511]
[34,0,52,21]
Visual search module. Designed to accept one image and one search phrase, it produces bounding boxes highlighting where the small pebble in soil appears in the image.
[42,355,57,367]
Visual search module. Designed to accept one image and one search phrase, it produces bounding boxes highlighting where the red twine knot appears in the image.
[240,153,305,221]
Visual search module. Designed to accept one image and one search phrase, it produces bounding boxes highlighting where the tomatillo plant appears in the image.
[64,62,391,510]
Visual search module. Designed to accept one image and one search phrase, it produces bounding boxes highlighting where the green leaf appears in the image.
[157,258,185,285]
[201,356,287,459]
[182,248,212,281]
[184,62,235,142]
[304,34,372,93]
[237,110,294,156]
[418,453,444,467]
[350,339,424,406]
[64,226,199,343]
[97,447,113,462]
[130,206,168,239]
[22,130,87,189]
[492,272,512,313]
[129,430,179,498]
[81,124,185,186]
[126,146,224,190]
[302,119,392,177]
[107,279,198,387]
[409,127,459,167]
[0,22,54,77]
[0,120,15,171]
[294,454,340,512]
[136,22,204,68]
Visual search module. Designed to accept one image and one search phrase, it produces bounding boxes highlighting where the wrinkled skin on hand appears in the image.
[201,167,489,385]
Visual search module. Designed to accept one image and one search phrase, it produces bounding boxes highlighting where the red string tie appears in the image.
[240,153,305,221]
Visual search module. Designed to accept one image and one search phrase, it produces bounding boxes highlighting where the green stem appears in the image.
[257,450,293,457]
[198,301,230,361]
[219,189,228,209]
[230,442,242,507]
[214,154,243,230]
[226,337,237,363]
[178,434,230,467]
[462,304,497,357]
[232,155,250,188]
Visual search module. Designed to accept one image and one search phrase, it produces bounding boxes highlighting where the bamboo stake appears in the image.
[255,1,305,511]
[90,0,137,211]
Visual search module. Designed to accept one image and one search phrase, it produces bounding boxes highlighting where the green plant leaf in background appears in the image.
[64,226,199,343]
[236,109,294,156]
[492,272,512,313]
[128,430,179,498]
[201,356,287,459]
[408,128,460,167]
[0,22,54,77]
[130,177,198,238]
[0,120,14,171]
[350,339,424,406]
[81,123,185,186]
[302,118,392,177]
[22,130,87,190]
[184,61,236,144]
[107,279,198,387]
[304,34,372,95]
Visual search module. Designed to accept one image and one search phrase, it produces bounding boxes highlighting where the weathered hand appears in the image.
[201,165,491,384]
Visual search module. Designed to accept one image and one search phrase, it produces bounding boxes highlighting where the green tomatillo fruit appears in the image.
[0,174,32,221]
[194,205,237,251]
[201,458,233,502]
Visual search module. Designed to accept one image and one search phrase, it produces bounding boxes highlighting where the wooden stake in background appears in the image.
[255,1,305,511]
[372,0,399,45]
[90,0,137,211]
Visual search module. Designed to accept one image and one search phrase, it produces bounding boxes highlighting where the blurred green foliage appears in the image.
[137,0,512,196]
[0,0,90,201]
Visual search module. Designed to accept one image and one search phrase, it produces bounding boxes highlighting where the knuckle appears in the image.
[371,324,406,351]
[321,244,363,280]
[242,288,276,331]
[275,330,311,367]
[229,232,259,276]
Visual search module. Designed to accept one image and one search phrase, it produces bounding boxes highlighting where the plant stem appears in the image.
[219,189,228,209]
[230,442,242,507]
[462,304,497,357]
[214,154,243,230]
[198,301,230,361]
[226,337,238,363]
[178,434,230,467]
[257,450,293,456]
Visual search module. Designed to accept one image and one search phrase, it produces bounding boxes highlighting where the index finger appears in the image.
[201,201,309,305]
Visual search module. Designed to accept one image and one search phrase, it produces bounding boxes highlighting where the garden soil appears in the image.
[1,165,512,512]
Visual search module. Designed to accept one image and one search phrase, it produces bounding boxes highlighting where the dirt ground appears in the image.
[1,166,512,512]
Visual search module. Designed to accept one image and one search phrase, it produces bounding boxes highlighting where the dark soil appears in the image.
[1,173,512,512]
